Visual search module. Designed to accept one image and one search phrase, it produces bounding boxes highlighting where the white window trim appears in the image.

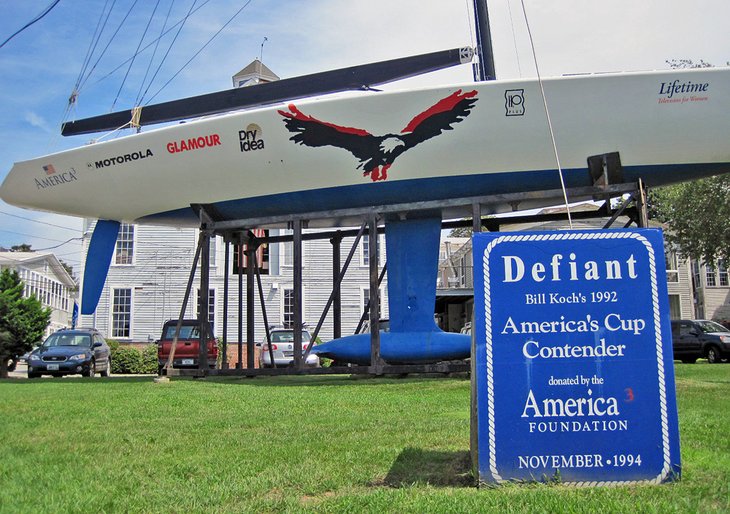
[360,286,385,318]
[360,234,383,267]
[280,286,307,326]
[112,223,136,267]
[196,287,216,331]
[109,286,134,340]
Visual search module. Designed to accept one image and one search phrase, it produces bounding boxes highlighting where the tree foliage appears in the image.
[650,59,730,264]
[0,269,51,378]
[650,174,730,264]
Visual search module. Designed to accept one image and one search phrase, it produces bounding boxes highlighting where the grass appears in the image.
[0,364,728,513]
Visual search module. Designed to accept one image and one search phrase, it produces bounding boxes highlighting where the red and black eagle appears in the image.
[278,89,478,181]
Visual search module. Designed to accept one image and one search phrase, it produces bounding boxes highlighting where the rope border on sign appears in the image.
[481,231,671,486]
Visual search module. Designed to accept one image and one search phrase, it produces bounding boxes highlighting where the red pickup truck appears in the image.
[157,320,218,374]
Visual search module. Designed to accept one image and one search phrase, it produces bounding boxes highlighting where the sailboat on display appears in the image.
[2,1,730,365]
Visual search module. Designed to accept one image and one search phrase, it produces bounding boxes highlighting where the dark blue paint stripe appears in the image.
[137,163,730,225]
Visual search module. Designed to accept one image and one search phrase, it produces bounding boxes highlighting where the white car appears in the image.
[260,328,320,368]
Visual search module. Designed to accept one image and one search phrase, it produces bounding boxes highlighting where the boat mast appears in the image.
[472,0,497,81]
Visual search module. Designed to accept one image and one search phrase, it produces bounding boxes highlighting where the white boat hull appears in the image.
[2,68,729,226]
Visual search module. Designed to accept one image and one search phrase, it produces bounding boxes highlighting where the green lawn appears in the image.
[1,364,728,513]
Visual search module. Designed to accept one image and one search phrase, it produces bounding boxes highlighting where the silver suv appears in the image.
[260,328,320,368]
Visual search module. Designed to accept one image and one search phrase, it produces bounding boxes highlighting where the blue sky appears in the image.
[1,0,728,273]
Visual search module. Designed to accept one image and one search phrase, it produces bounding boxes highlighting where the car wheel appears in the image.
[84,360,95,377]
[706,346,721,364]
[681,357,697,364]
[100,357,111,377]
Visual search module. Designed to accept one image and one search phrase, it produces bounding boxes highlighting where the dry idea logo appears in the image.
[239,123,264,153]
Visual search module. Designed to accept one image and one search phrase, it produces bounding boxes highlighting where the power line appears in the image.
[0,0,61,50]
[0,229,79,243]
[0,209,80,232]
[35,238,84,250]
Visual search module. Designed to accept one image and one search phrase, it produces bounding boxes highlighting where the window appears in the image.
[718,260,728,287]
[281,287,306,328]
[692,260,701,288]
[196,288,215,332]
[706,262,716,287]
[361,234,382,266]
[362,287,383,317]
[232,229,269,275]
[665,250,679,283]
[667,294,681,319]
[703,260,729,288]
[283,288,294,328]
[115,224,134,265]
[111,288,132,338]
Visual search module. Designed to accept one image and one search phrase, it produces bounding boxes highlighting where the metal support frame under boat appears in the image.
[164,179,650,378]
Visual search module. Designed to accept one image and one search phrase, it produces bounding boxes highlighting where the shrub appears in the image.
[112,346,143,374]
[140,344,158,374]
[108,343,158,374]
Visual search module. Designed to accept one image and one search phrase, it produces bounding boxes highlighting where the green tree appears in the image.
[0,269,51,378]
[650,174,730,263]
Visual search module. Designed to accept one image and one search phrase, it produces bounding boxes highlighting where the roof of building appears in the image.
[0,251,76,287]
[232,59,279,86]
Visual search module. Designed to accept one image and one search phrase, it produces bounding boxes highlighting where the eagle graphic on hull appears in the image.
[278,89,478,181]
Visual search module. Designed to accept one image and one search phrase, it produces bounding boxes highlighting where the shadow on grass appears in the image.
[380,447,475,488]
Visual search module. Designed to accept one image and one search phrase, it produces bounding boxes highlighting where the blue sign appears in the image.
[472,229,681,485]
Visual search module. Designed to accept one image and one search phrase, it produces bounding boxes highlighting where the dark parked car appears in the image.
[27,329,111,378]
[670,320,730,364]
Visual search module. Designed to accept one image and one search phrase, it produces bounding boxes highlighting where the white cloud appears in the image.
[24,111,52,133]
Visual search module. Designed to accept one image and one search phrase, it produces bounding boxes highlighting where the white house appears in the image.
[0,251,77,335]
[690,259,729,322]
[78,221,388,345]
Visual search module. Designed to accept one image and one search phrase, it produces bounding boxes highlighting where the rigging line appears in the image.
[506,0,522,77]
[78,0,141,94]
[56,0,110,147]
[0,210,80,232]
[72,0,115,99]
[111,0,163,112]
[519,0,572,229]
[0,0,61,50]
[91,0,212,90]
[145,0,256,105]
[138,0,200,106]
[135,0,174,106]
[464,0,476,51]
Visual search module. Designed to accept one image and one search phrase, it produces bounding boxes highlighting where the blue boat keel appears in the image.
[313,216,470,364]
